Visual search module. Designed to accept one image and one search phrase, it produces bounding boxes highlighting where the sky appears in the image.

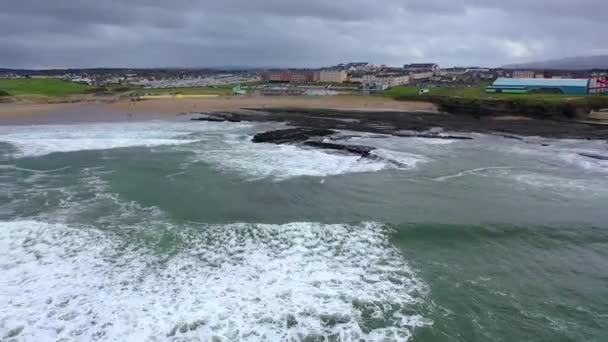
[1,0,607,69]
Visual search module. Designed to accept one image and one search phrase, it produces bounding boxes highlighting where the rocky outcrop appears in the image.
[303,141,375,158]
[252,128,415,168]
[252,128,336,144]
[191,113,243,123]
[191,116,225,122]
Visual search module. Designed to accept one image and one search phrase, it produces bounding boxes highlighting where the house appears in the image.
[512,70,535,79]
[319,70,348,83]
[409,70,435,81]
[362,74,410,88]
[260,70,320,83]
[404,63,440,75]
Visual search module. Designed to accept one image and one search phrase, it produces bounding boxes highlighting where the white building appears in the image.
[319,70,348,83]
[363,74,410,88]
[512,70,535,78]
[439,68,467,77]
[409,71,434,81]
[404,63,440,75]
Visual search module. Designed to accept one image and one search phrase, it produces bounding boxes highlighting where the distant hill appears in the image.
[503,55,608,70]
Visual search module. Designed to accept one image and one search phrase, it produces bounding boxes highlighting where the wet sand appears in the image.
[104,95,438,114]
[0,103,169,125]
[2,97,607,140]
[0,96,437,125]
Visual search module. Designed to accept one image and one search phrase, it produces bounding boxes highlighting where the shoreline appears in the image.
[1,96,607,141]
[0,95,438,125]
[195,107,608,140]
[104,95,439,114]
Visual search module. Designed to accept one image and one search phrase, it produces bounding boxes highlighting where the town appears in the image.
[1,62,607,98]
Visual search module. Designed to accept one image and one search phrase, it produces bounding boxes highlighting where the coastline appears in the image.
[1,95,607,141]
[0,95,438,125]
[103,95,439,114]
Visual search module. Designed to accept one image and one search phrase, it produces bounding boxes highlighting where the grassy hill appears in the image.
[382,83,608,118]
[0,78,93,98]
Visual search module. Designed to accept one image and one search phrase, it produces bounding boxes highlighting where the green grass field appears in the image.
[0,78,93,98]
[382,82,608,118]
[140,86,235,96]
[381,82,597,103]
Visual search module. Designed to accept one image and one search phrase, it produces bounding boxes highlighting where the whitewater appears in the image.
[1,118,608,341]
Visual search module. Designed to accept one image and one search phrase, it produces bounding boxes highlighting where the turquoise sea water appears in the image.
[1,117,607,341]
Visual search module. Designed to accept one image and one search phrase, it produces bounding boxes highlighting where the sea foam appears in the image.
[0,122,200,158]
[0,220,430,342]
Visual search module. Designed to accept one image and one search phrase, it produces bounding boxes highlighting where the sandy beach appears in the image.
[105,95,438,114]
[0,95,438,125]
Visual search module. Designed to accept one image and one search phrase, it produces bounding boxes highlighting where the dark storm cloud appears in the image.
[0,0,606,68]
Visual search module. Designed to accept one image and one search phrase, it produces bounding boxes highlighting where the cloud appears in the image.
[495,39,544,59]
[0,0,605,68]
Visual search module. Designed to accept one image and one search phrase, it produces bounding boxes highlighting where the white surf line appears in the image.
[0,165,71,173]
[165,171,188,179]
[434,166,514,182]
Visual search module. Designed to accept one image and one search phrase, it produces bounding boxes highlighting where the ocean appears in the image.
[1,117,607,341]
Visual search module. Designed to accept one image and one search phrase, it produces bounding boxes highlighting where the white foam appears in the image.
[192,136,390,181]
[1,121,432,180]
[434,167,515,182]
[478,168,608,195]
[370,149,429,169]
[509,172,608,193]
[559,152,608,174]
[0,165,70,173]
[495,141,608,174]
[0,122,200,158]
[0,220,430,341]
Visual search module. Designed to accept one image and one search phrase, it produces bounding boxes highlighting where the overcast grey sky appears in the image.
[1,0,606,69]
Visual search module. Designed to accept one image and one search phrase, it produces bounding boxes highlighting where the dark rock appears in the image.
[252,128,336,144]
[495,134,524,141]
[303,141,375,157]
[393,133,473,140]
[191,112,244,123]
[195,107,608,140]
[224,117,242,123]
[579,153,608,161]
[191,116,225,122]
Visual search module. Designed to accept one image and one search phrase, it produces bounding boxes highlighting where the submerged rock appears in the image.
[252,128,336,144]
[579,153,608,161]
[191,116,225,122]
[191,112,243,123]
[393,132,473,140]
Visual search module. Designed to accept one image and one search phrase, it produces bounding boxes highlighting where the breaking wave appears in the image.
[0,122,200,158]
[0,220,430,341]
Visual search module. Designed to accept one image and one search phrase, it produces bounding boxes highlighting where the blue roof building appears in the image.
[487,78,589,95]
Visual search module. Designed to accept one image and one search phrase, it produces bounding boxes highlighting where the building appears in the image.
[486,78,589,95]
[319,70,348,83]
[404,63,440,75]
[336,62,369,72]
[512,70,536,78]
[260,70,320,83]
[439,68,467,77]
[589,77,608,94]
[362,74,410,89]
[409,70,435,81]
[290,70,320,83]
[260,70,291,82]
